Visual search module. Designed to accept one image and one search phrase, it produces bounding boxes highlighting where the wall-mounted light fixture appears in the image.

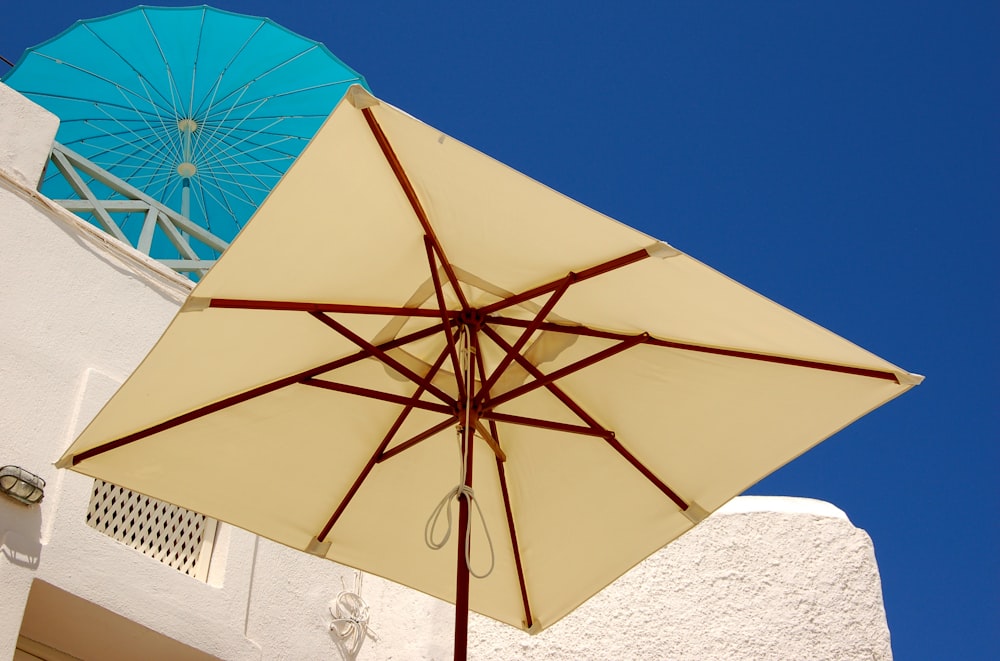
[0,465,45,505]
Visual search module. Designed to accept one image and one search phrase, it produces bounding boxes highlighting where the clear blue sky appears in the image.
[2,2,996,658]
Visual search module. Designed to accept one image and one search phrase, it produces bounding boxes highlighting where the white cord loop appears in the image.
[423,326,496,579]
[424,481,496,579]
[329,571,378,660]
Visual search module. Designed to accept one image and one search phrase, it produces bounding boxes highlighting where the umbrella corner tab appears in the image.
[645,241,681,259]
[346,85,379,110]
[180,296,211,313]
[681,501,710,525]
[897,371,925,386]
[307,536,332,557]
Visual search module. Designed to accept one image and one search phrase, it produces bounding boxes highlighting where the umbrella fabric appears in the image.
[2,6,367,252]
[58,86,921,633]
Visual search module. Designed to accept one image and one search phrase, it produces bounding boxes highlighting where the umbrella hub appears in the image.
[176,162,198,178]
[453,400,482,416]
[176,118,199,183]
[457,308,485,331]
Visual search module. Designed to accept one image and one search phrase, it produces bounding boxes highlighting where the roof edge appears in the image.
[718,496,851,521]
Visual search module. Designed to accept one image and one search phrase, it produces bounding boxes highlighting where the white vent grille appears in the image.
[86,479,217,581]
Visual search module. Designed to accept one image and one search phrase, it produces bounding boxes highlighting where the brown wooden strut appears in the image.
[480,324,691,512]
[472,420,507,463]
[308,311,455,406]
[478,273,575,405]
[481,411,608,438]
[316,346,453,543]
[490,419,534,630]
[71,322,447,465]
[424,235,467,403]
[471,331,534,631]
[478,248,650,316]
[485,332,648,410]
[376,416,459,463]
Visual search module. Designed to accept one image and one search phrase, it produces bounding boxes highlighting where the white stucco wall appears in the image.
[0,81,259,661]
[466,497,892,660]
[0,82,892,661]
[248,497,892,661]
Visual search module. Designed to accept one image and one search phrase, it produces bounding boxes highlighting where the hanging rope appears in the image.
[424,326,495,579]
[329,571,378,660]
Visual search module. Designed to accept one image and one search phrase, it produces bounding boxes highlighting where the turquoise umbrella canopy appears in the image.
[3,5,368,249]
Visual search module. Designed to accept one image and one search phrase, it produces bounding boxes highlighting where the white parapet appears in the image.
[351,496,892,660]
[0,82,59,189]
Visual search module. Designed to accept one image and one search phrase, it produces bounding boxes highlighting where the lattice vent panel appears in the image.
[86,479,216,581]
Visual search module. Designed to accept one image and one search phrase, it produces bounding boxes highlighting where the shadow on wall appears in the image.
[0,498,42,568]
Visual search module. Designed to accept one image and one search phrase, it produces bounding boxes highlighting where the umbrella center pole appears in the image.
[177,118,198,219]
[421,325,494,661]
[454,324,479,661]
[455,403,474,661]
[180,179,192,220]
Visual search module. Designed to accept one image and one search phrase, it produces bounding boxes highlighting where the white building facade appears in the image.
[0,82,892,660]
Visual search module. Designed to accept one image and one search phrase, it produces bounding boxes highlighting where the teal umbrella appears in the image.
[3,5,367,254]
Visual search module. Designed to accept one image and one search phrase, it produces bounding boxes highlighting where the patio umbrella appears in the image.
[57,86,921,660]
[3,5,367,258]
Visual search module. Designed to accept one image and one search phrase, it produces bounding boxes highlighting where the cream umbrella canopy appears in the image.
[58,86,921,659]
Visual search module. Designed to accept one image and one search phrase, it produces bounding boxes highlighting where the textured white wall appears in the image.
[0,86,259,661]
[468,497,892,660]
[230,497,894,661]
[0,84,891,661]
[234,497,893,661]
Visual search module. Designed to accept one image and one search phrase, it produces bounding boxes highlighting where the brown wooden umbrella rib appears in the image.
[71,322,448,465]
[479,323,690,512]
[488,316,901,383]
[209,298,449,317]
[362,106,469,311]
[316,346,453,543]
